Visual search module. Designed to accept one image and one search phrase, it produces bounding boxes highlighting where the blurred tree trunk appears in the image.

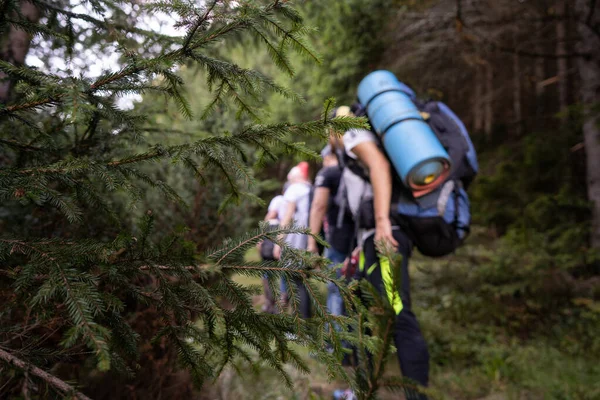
[576,0,600,248]
[474,67,483,132]
[0,1,41,104]
[556,0,569,120]
[513,35,522,136]
[484,63,493,138]
[535,21,546,120]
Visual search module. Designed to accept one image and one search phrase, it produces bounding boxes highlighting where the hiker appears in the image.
[277,162,313,319]
[335,71,477,399]
[258,184,289,313]
[264,187,288,222]
[331,104,431,398]
[307,145,354,320]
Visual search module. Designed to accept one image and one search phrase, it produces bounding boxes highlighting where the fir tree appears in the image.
[0,0,368,397]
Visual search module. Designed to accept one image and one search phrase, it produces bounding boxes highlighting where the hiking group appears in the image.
[258,71,478,400]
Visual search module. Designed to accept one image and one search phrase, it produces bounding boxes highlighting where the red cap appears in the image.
[297,161,309,180]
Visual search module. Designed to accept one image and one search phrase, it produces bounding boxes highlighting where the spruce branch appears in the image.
[0,138,43,151]
[181,0,218,51]
[365,317,394,399]
[0,0,370,394]
[210,224,312,265]
[1,98,59,114]
[1,0,309,118]
[31,0,181,45]
[251,25,295,76]
[5,18,69,41]
[0,347,92,400]
[263,15,320,63]
[56,264,111,371]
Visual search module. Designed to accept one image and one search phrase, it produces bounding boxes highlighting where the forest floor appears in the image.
[208,228,600,400]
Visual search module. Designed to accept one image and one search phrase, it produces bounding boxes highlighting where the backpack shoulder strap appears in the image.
[334,170,348,228]
[435,101,479,173]
[345,154,369,182]
[416,100,473,184]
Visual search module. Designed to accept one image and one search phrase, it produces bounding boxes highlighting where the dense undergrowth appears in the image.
[419,228,600,400]
[209,106,600,399]
[217,226,600,400]
[2,0,597,397]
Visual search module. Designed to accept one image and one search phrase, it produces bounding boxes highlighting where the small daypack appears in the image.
[337,98,478,258]
[260,221,280,261]
[261,182,315,258]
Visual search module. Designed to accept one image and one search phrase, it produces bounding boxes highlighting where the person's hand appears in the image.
[374,217,398,248]
[307,238,319,254]
[273,244,281,260]
[341,247,361,278]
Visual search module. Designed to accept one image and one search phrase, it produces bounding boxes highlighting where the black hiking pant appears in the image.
[361,228,430,397]
[294,278,311,319]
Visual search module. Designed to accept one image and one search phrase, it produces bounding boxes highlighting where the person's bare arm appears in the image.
[307,187,330,253]
[274,201,297,256]
[264,209,278,221]
[351,141,399,247]
[279,201,296,228]
[271,200,296,259]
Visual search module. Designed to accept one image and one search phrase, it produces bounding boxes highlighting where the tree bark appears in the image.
[576,0,600,248]
[484,63,493,138]
[513,36,522,136]
[0,1,41,104]
[535,58,545,99]
[474,67,483,132]
[0,348,92,400]
[556,0,569,119]
[535,22,546,120]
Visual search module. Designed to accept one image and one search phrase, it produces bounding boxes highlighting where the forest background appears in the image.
[1,0,600,399]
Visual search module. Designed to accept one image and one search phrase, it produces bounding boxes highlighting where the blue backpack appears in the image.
[340,97,478,258]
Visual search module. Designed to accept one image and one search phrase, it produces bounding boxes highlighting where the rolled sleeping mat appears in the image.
[357,70,451,196]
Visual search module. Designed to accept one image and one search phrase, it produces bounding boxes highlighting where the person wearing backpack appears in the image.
[335,71,478,399]
[307,145,354,321]
[258,183,290,314]
[277,162,313,319]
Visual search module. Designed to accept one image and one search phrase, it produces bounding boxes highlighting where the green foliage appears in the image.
[2,0,597,398]
[0,0,369,398]
[472,121,588,235]
[298,0,394,104]
[342,244,432,400]
[470,106,590,252]
[415,232,600,400]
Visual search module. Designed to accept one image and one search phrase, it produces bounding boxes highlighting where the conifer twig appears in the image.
[0,348,92,400]
[0,138,42,151]
[368,318,393,396]
[1,0,286,117]
[182,0,218,51]
[138,265,199,271]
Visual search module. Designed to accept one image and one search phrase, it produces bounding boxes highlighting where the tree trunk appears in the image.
[556,0,569,119]
[0,1,41,104]
[576,0,600,248]
[535,22,546,120]
[513,38,522,136]
[474,67,483,132]
[484,63,493,138]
